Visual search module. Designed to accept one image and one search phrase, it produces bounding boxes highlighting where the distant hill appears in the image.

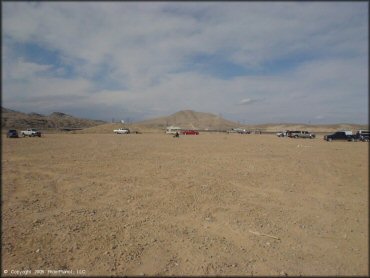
[3,107,367,133]
[78,123,160,134]
[78,110,239,134]
[134,110,238,130]
[78,110,368,134]
[2,107,106,130]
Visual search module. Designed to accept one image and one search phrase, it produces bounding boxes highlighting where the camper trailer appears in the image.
[166,126,182,134]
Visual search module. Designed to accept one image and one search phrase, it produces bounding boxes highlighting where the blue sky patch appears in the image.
[6,39,77,79]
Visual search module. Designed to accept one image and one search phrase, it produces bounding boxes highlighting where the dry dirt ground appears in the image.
[2,133,368,276]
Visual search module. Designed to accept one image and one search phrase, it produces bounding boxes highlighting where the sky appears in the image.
[2,2,368,124]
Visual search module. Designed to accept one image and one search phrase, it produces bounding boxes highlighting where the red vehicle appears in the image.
[181,130,199,135]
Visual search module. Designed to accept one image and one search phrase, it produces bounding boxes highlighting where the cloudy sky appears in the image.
[2,2,368,124]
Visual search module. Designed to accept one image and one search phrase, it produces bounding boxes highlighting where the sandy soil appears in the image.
[2,133,368,276]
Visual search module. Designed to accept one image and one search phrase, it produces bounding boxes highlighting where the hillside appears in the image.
[132,110,368,133]
[134,110,238,130]
[78,123,159,134]
[3,107,367,134]
[78,110,239,134]
[77,110,368,133]
[2,107,106,130]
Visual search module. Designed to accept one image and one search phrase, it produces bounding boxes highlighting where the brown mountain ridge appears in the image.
[134,110,238,130]
[2,107,367,133]
[2,107,106,130]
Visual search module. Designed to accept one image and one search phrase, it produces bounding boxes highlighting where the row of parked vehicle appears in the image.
[113,128,130,134]
[6,128,42,138]
[168,130,199,135]
[276,130,369,142]
[277,130,316,139]
[227,128,263,134]
[165,126,199,135]
[324,130,369,142]
[7,127,369,142]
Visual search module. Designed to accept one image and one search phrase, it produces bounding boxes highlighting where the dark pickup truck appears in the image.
[7,129,19,138]
[324,131,356,142]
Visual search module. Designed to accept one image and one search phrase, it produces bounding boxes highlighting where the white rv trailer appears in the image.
[166,126,182,134]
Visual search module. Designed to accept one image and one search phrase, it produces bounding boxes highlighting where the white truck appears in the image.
[289,130,316,139]
[113,128,130,134]
[20,128,42,137]
[276,130,288,137]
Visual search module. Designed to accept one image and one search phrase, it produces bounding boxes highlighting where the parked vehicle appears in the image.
[238,129,250,134]
[288,130,316,139]
[286,130,298,137]
[20,128,41,137]
[166,126,182,134]
[355,130,369,142]
[113,128,130,134]
[227,129,238,134]
[7,129,19,138]
[276,130,288,137]
[339,130,353,135]
[181,130,199,135]
[324,131,356,142]
[228,128,250,134]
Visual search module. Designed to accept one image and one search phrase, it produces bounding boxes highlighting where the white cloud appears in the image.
[2,2,368,123]
[3,58,52,80]
[237,98,258,105]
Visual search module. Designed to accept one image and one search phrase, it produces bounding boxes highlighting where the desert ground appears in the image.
[2,132,368,276]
